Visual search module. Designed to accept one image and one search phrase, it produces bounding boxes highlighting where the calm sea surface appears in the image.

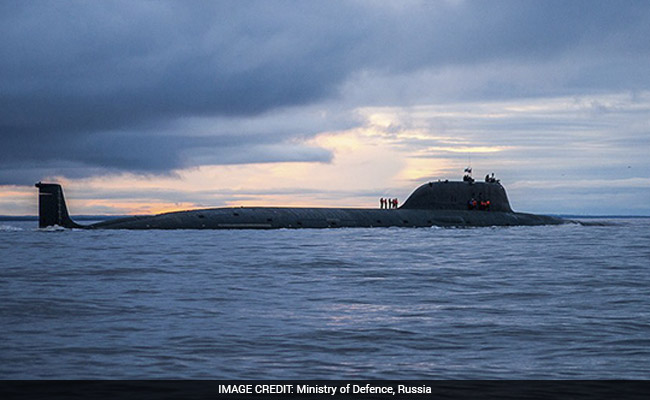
[1,218,649,379]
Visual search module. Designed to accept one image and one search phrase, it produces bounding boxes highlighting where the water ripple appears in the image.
[0,218,648,378]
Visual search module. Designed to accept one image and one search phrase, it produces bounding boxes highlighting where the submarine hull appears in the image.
[35,180,567,229]
[87,207,564,229]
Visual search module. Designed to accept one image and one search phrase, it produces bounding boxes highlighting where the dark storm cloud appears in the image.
[2,0,649,184]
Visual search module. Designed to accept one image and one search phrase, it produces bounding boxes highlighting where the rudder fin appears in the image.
[35,182,84,229]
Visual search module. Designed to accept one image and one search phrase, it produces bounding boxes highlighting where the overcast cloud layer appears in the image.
[2,0,650,183]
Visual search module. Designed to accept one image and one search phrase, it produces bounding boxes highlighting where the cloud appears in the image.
[2,1,366,183]
[3,90,649,215]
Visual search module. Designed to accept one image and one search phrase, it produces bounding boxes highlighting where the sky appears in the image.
[1,0,649,216]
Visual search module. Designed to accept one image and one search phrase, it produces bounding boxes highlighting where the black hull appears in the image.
[88,207,565,229]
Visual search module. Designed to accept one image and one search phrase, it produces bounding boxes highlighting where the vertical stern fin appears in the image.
[35,182,84,229]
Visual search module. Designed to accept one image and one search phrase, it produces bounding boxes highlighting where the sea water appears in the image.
[0,218,649,379]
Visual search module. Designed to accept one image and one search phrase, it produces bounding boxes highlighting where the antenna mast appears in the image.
[463,153,474,182]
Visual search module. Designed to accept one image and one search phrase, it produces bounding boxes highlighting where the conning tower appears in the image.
[401,181,513,212]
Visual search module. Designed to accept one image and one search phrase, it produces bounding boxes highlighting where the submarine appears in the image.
[35,174,566,229]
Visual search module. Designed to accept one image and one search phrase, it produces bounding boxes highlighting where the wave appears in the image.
[0,224,24,232]
[38,224,69,232]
